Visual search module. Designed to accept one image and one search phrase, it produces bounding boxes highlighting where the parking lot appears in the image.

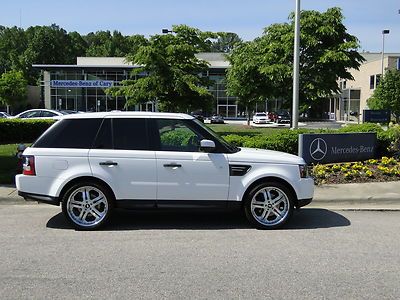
[1,204,399,299]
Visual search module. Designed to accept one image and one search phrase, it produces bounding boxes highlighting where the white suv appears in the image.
[16,112,314,230]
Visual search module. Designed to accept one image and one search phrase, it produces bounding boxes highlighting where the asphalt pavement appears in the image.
[0,206,399,299]
[2,181,400,210]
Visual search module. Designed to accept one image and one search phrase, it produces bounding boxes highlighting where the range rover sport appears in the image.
[16,112,314,230]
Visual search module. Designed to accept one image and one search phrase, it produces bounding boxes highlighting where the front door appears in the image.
[154,119,229,203]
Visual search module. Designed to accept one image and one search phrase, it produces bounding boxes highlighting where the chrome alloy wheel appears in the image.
[66,186,108,227]
[250,187,290,226]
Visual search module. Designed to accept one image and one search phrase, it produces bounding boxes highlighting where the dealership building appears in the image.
[34,53,241,118]
[34,52,400,120]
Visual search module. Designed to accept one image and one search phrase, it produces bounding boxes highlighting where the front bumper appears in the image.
[18,191,60,206]
[296,198,312,208]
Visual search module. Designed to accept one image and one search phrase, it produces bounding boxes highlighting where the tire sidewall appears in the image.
[61,181,113,230]
[244,181,294,229]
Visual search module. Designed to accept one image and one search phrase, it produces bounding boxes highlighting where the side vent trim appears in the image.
[229,164,251,176]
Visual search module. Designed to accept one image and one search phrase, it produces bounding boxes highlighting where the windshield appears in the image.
[255,113,266,116]
[193,119,240,153]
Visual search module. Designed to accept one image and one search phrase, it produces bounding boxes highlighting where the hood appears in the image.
[229,147,305,165]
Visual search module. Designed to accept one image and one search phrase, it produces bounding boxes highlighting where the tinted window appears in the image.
[20,111,41,118]
[93,119,112,149]
[41,111,57,117]
[34,119,102,149]
[113,118,149,150]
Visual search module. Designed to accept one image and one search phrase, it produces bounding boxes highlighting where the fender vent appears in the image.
[229,165,251,176]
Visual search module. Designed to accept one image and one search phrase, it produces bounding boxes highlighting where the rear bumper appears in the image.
[18,191,60,206]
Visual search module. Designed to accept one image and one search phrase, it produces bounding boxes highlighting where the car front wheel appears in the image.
[61,182,113,230]
[244,182,294,229]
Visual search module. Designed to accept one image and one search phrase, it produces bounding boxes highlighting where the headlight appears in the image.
[299,164,308,178]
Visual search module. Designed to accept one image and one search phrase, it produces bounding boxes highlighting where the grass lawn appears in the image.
[207,124,282,136]
[0,144,24,184]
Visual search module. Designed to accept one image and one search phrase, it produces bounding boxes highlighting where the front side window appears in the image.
[156,119,203,152]
[20,111,41,118]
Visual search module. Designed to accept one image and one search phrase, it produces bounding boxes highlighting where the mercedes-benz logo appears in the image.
[309,138,327,161]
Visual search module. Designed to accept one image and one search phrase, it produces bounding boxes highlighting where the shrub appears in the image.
[0,119,55,144]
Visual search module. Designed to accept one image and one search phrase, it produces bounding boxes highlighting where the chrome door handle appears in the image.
[99,161,118,166]
[163,163,182,168]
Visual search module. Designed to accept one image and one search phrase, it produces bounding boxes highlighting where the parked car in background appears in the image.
[0,112,11,118]
[210,115,224,124]
[16,112,314,230]
[13,109,65,120]
[275,110,291,124]
[252,112,270,124]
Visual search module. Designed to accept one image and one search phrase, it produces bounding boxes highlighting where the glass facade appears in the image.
[41,67,239,116]
[208,72,238,118]
[47,69,130,112]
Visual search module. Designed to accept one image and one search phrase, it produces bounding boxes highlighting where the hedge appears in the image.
[222,123,400,157]
[0,119,55,144]
[0,119,399,158]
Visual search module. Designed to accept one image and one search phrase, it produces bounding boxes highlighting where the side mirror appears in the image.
[200,139,216,152]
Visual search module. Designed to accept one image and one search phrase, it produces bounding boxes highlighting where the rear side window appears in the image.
[92,118,149,150]
[33,119,102,149]
[113,118,148,150]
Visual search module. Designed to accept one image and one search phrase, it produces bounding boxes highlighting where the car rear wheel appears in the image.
[244,182,294,229]
[61,182,113,230]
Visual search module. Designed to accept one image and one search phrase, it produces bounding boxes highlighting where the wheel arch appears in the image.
[242,176,298,207]
[58,176,116,203]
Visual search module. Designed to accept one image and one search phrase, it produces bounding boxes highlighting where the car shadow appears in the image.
[46,208,350,231]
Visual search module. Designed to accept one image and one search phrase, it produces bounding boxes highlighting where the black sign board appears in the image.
[363,110,391,123]
[299,133,377,164]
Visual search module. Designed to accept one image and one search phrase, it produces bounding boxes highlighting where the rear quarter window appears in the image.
[33,119,102,149]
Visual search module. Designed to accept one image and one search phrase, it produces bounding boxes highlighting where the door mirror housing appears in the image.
[200,139,216,152]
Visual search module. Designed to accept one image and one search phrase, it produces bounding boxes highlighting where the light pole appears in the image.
[381,29,390,76]
[162,28,173,34]
[292,0,300,129]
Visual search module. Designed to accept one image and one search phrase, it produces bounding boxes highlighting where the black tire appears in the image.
[61,181,114,230]
[244,181,294,229]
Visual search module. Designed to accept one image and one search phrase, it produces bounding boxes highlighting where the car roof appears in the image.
[61,111,195,120]
[16,109,62,115]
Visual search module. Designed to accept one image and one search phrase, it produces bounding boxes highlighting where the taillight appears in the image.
[22,156,36,176]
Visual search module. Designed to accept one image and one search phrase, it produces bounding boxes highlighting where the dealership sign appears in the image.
[50,80,114,88]
[363,110,391,123]
[298,133,377,164]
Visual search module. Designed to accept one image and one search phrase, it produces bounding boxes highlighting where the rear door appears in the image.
[89,117,157,204]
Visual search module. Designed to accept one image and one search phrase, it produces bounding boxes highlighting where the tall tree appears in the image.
[0,26,27,74]
[211,32,242,53]
[0,70,27,111]
[227,7,364,119]
[368,69,400,122]
[107,25,214,112]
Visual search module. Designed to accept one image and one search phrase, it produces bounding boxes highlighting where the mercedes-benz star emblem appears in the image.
[309,138,327,161]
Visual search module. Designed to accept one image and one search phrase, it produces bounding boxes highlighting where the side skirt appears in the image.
[115,200,242,211]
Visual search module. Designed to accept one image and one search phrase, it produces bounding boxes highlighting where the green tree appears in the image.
[227,7,364,120]
[0,70,27,111]
[0,26,27,74]
[368,69,400,122]
[108,25,214,112]
[68,31,88,59]
[211,32,242,53]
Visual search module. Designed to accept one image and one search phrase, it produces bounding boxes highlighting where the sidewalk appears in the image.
[1,181,400,209]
